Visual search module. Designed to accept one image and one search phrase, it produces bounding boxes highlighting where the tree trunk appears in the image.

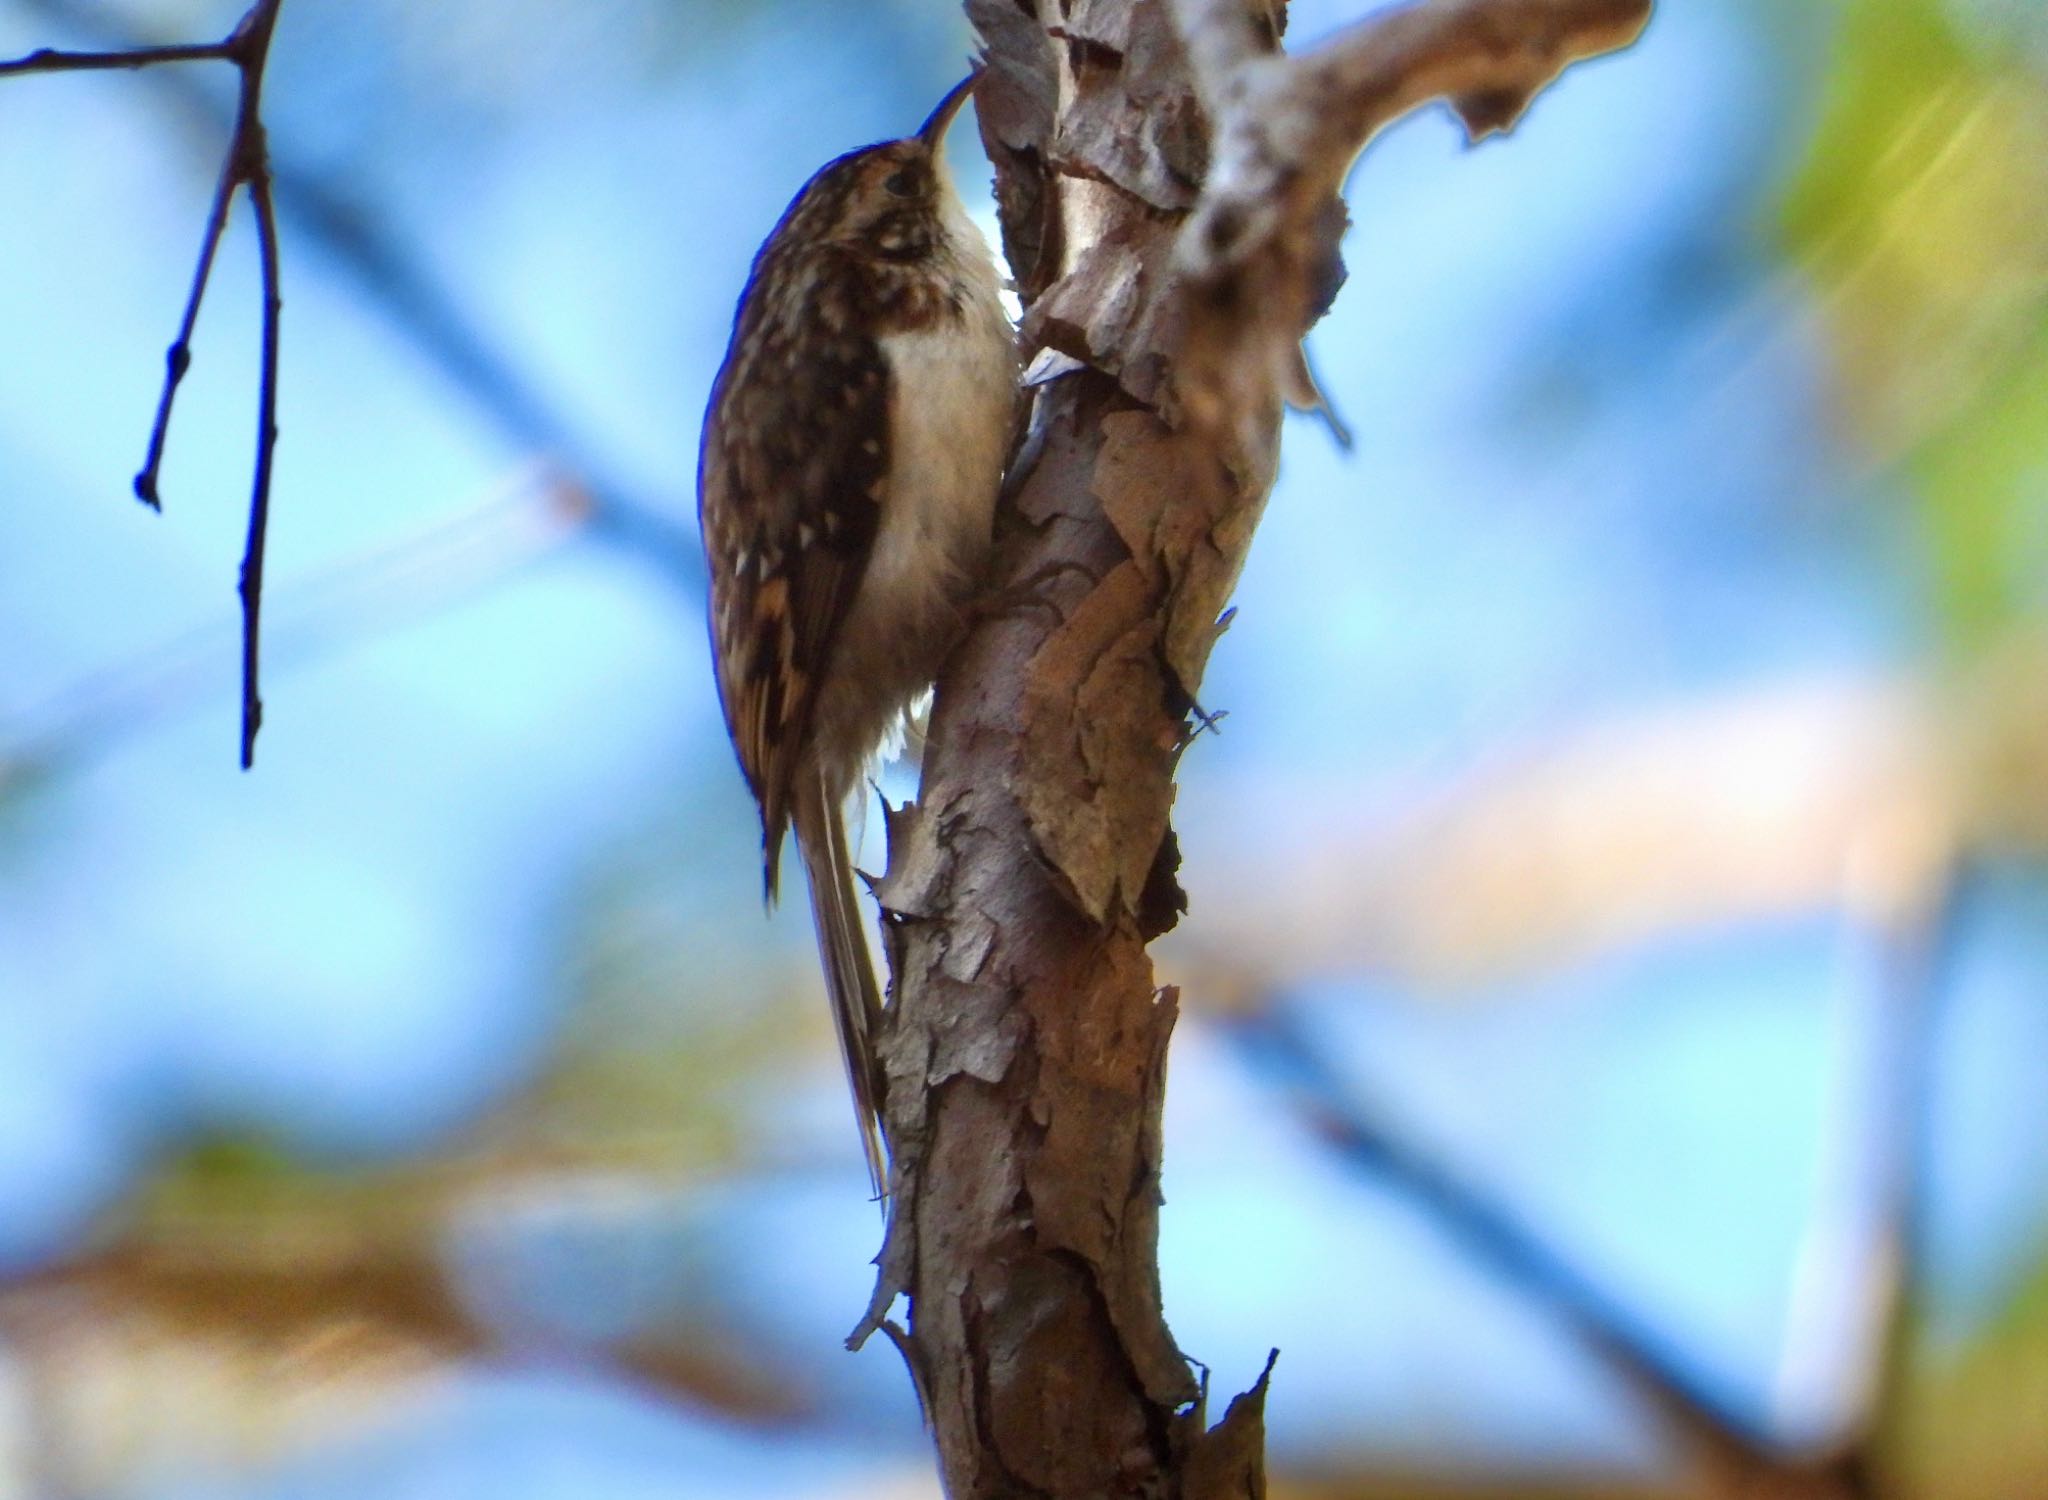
[850,2,1651,1494]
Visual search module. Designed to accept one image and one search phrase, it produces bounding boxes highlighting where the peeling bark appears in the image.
[857,2,1651,1493]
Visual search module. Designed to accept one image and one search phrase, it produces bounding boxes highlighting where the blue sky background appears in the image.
[1,0,2044,1495]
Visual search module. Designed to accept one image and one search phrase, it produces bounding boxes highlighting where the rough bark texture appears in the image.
[851,2,1652,1495]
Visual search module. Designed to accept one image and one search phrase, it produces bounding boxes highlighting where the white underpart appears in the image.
[808,187,1014,787]
[863,314,1008,613]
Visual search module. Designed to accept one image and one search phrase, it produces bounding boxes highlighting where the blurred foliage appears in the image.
[1892,1243,2048,1499]
[1948,626,2048,852]
[536,819,838,1164]
[1779,0,2048,644]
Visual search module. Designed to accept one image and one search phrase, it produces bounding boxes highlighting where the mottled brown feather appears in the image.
[701,237,891,898]
[700,133,993,898]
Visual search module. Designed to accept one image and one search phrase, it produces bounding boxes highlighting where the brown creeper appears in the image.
[698,73,1016,1194]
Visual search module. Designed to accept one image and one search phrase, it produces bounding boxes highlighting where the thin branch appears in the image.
[0,40,228,74]
[239,145,284,768]
[132,144,237,513]
[1226,1006,1795,1484]
[219,0,285,767]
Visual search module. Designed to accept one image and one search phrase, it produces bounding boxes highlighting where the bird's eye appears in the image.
[882,168,918,199]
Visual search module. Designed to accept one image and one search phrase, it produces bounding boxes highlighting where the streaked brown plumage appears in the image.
[698,74,1016,1195]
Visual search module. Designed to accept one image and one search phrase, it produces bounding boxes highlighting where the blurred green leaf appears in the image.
[1915,326,2048,640]
[1779,0,2048,642]
[165,1133,300,1189]
[1893,1242,2048,1499]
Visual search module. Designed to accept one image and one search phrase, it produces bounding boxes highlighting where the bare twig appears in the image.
[3,0,289,766]
[0,39,229,74]
[133,142,237,515]
[240,127,284,767]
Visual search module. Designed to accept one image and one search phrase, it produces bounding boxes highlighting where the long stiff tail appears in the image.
[792,770,887,1198]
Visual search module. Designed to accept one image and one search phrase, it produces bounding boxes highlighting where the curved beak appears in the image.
[917,69,982,152]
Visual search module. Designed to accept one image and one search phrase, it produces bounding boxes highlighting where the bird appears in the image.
[697,72,1017,1196]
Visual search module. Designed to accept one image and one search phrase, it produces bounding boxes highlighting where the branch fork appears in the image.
[1167,0,1652,430]
[3,0,287,766]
